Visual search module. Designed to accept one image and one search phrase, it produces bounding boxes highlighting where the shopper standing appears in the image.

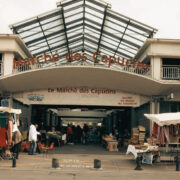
[11,114,22,159]
[28,123,40,155]
[67,124,73,143]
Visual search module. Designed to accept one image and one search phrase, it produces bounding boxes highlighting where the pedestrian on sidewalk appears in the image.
[11,114,22,159]
[28,123,40,155]
[67,124,73,144]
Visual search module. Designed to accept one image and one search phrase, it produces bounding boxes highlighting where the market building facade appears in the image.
[0,0,180,139]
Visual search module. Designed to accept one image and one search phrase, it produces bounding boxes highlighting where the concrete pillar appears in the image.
[113,112,118,129]
[131,108,136,128]
[107,115,112,135]
[110,113,113,134]
[149,101,160,135]
[104,117,108,134]
[28,105,32,126]
[150,100,160,114]
[150,56,162,80]
[3,53,14,76]
[112,112,115,130]
[117,111,123,137]
[9,94,13,108]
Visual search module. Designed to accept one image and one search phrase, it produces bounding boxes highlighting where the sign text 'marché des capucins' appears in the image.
[13,51,150,72]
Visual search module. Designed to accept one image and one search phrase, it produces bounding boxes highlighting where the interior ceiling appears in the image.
[10,0,157,68]
[48,107,119,123]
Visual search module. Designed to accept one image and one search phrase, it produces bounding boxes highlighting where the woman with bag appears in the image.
[9,113,22,159]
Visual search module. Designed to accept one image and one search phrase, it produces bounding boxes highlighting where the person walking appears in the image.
[28,123,40,155]
[7,113,22,159]
[67,124,73,144]
[76,125,82,143]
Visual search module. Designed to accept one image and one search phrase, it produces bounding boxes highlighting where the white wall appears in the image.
[150,56,162,80]
[3,52,14,76]
[0,35,32,76]
[152,43,180,57]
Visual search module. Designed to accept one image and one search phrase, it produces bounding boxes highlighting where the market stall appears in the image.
[0,107,21,114]
[144,112,180,147]
[126,125,160,164]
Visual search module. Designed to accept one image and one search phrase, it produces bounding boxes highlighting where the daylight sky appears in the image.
[0,0,180,39]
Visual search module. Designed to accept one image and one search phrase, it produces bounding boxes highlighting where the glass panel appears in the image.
[119,44,137,55]
[15,19,38,32]
[41,20,63,31]
[66,19,83,28]
[40,14,62,25]
[23,32,44,42]
[126,29,147,42]
[31,46,49,55]
[103,25,123,37]
[65,12,83,22]
[99,48,115,56]
[18,26,41,38]
[29,42,47,51]
[11,0,157,61]
[63,0,83,11]
[48,36,66,44]
[69,40,82,48]
[86,0,105,12]
[86,6,104,18]
[85,27,100,37]
[123,35,143,47]
[64,6,83,18]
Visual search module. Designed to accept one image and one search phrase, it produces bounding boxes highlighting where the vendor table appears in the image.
[46,132,61,147]
[102,137,118,152]
[126,145,160,164]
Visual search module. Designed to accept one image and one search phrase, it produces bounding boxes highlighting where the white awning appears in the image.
[144,112,180,126]
[0,107,22,114]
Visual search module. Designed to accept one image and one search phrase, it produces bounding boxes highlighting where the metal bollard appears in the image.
[12,154,16,168]
[175,155,180,171]
[134,155,143,170]
[94,159,101,169]
[52,158,59,168]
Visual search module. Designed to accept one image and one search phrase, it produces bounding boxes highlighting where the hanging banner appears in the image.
[13,88,141,107]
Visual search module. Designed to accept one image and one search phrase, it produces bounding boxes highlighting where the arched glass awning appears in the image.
[10,0,157,67]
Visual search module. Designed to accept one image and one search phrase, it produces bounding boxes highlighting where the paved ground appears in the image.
[0,144,180,180]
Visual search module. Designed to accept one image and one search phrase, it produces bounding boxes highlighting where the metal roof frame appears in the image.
[10,0,157,66]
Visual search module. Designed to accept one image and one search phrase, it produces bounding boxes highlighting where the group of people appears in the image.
[10,116,40,157]
[66,124,90,144]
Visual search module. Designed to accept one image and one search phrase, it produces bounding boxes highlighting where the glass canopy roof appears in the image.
[10,0,157,67]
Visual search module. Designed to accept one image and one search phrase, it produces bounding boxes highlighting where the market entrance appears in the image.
[31,105,132,152]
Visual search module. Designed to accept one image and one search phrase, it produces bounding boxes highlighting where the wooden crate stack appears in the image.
[131,128,139,144]
[131,126,146,145]
[138,126,146,144]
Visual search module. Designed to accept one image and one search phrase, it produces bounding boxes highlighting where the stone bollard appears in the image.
[94,159,101,169]
[134,155,143,170]
[52,158,59,169]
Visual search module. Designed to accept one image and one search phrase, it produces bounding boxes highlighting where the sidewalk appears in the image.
[0,145,179,180]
